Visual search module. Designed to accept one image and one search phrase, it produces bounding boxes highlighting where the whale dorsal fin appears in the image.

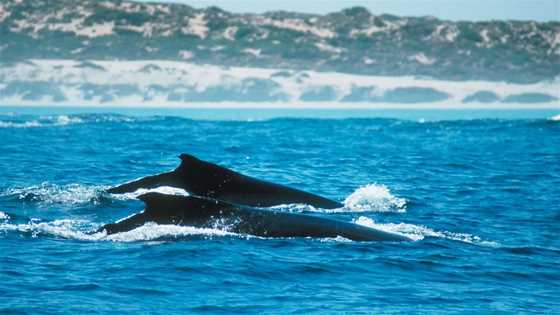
[178,153,200,169]
[175,153,238,190]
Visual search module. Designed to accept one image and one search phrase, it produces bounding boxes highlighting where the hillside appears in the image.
[1,0,559,83]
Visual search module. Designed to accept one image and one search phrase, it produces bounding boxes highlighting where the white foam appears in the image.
[111,186,190,201]
[264,184,406,213]
[268,203,317,212]
[0,115,83,128]
[319,235,353,243]
[0,219,237,242]
[343,184,407,212]
[103,222,235,242]
[2,183,106,205]
[0,219,99,240]
[2,182,191,205]
[354,216,498,246]
[549,114,560,121]
[55,115,83,125]
[0,211,9,220]
[0,120,41,128]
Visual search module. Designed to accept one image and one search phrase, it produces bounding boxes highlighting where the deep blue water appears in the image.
[0,108,559,314]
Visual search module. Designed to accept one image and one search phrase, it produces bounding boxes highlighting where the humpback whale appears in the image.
[107,154,342,209]
[98,192,410,241]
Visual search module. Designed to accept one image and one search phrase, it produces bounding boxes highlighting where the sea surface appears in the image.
[0,107,559,314]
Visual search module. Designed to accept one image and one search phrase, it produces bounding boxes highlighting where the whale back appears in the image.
[175,153,342,208]
[138,192,236,223]
[107,153,342,209]
[98,193,234,234]
[100,192,409,241]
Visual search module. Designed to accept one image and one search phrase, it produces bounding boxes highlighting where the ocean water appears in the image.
[0,107,559,314]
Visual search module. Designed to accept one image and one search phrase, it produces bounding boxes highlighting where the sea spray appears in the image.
[354,216,498,246]
[1,183,108,205]
[343,184,407,212]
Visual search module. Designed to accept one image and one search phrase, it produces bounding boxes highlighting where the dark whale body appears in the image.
[99,193,410,242]
[107,154,342,209]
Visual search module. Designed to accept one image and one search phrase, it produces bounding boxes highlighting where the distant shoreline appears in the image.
[1,103,558,110]
[2,60,558,108]
[2,104,558,122]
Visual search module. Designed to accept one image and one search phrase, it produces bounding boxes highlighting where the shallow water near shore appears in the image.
[0,107,559,313]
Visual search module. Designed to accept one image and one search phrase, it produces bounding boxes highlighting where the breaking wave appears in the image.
[354,216,498,246]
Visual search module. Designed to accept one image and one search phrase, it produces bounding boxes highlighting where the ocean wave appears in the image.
[342,184,407,213]
[354,216,498,246]
[0,115,83,128]
[1,114,558,129]
[54,115,84,125]
[0,114,147,128]
[0,120,43,128]
[1,183,109,205]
